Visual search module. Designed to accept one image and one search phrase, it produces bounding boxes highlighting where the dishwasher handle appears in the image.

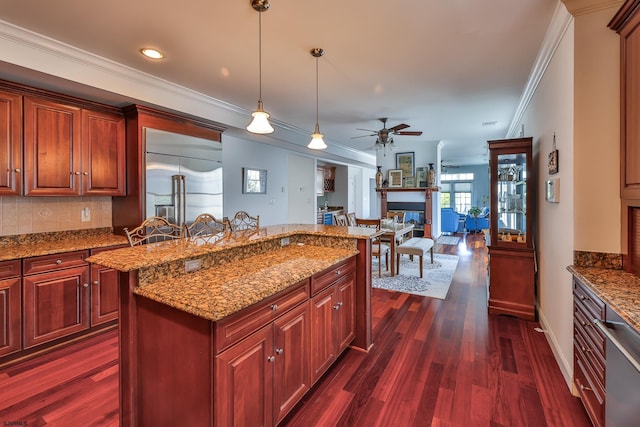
[595,318,640,374]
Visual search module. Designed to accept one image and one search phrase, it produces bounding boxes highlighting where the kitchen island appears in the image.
[87,224,380,427]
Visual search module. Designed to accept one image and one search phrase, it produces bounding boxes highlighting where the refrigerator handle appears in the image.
[172,175,186,226]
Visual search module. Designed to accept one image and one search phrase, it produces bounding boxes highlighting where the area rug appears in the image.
[372,254,459,299]
[436,235,461,245]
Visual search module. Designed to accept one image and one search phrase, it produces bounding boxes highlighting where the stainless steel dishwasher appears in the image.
[595,307,640,427]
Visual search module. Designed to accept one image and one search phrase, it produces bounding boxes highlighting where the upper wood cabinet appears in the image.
[0,90,22,195]
[23,96,125,196]
[610,1,640,199]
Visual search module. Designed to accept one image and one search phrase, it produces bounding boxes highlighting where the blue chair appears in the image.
[441,208,460,234]
[465,214,489,232]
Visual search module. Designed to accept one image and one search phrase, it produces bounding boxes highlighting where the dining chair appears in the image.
[229,211,260,231]
[346,212,357,226]
[355,218,389,277]
[385,211,409,245]
[333,213,348,226]
[185,213,230,237]
[124,216,183,246]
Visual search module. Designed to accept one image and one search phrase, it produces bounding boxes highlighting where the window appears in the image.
[441,173,474,213]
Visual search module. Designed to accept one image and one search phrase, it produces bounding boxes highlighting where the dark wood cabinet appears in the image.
[81,109,126,196]
[573,277,606,427]
[610,1,640,274]
[310,259,355,383]
[23,96,125,196]
[89,245,125,326]
[22,251,90,348]
[0,260,21,357]
[487,137,536,320]
[23,96,82,196]
[0,90,22,195]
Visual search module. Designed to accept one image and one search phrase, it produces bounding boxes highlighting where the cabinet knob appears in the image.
[83,283,89,288]
[267,356,275,363]
[270,304,278,311]
[335,270,341,275]
[333,303,342,310]
[275,348,283,355]
[14,168,20,173]
[83,171,89,176]
[56,259,63,265]
[580,384,592,392]
[74,171,81,175]
[93,280,99,286]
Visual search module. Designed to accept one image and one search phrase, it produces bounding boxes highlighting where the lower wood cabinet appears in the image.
[89,245,126,326]
[129,256,357,427]
[0,260,21,357]
[215,302,311,426]
[573,277,606,427]
[22,251,90,349]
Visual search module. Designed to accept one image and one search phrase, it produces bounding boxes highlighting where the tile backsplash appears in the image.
[0,196,112,236]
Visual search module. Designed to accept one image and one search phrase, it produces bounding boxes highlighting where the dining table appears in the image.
[380,222,414,277]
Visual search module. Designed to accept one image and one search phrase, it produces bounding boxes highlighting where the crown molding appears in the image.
[0,19,376,167]
[561,0,623,16]
[506,2,573,138]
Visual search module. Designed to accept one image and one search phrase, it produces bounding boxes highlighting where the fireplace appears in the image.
[388,202,425,237]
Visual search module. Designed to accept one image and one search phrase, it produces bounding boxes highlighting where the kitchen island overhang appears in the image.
[87,224,380,426]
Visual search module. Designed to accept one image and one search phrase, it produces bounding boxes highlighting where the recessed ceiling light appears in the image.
[140,48,164,59]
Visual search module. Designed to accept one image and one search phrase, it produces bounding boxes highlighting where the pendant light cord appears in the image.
[315,54,319,126]
[258,9,263,103]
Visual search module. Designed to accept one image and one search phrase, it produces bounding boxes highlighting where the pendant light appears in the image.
[247,0,274,134]
[307,48,327,150]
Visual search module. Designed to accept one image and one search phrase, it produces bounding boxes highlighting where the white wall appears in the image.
[287,154,316,224]
[513,1,621,388]
[222,134,291,226]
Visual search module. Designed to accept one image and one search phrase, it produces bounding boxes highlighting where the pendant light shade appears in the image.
[247,0,274,134]
[308,48,327,150]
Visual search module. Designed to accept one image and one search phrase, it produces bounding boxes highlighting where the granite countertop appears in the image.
[568,265,640,331]
[135,244,357,322]
[0,228,129,261]
[87,223,380,271]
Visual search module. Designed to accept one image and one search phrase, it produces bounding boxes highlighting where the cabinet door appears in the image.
[0,90,22,195]
[215,325,274,427]
[22,266,90,348]
[335,273,355,354]
[273,302,311,424]
[0,277,21,357]
[82,109,125,195]
[90,263,119,326]
[310,285,337,383]
[24,97,82,196]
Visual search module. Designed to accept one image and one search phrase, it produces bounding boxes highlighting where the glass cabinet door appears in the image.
[496,152,527,243]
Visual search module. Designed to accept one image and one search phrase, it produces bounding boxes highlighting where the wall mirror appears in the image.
[243,167,267,194]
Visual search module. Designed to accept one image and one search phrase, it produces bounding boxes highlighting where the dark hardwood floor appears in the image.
[0,233,590,426]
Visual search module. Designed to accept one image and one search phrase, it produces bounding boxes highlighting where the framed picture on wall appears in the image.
[404,176,416,187]
[396,152,415,177]
[388,169,403,187]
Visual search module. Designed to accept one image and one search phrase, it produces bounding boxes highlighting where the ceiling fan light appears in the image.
[246,101,274,134]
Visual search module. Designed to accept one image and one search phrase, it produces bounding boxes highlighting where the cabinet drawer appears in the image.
[573,279,605,320]
[574,327,605,389]
[23,250,89,275]
[574,353,605,427]
[215,279,309,352]
[311,258,355,295]
[574,302,606,357]
[0,259,21,280]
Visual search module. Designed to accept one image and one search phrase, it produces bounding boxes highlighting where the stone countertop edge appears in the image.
[567,265,640,332]
[0,232,129,261]
[86,224,381,272]
[134,245,358,322]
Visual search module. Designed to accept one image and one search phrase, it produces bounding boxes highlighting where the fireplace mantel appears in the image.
[376,187,439,237]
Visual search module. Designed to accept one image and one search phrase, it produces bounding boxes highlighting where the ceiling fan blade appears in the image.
[351,133,376,139]
[397,131,423,136]
[389,123,410,132]
[356,128,379,133]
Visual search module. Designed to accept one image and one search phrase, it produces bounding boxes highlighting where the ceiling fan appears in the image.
[352,118,423,154]
[441,161,460,173]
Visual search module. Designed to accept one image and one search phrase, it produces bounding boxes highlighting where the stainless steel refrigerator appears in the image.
[145,128,223,225]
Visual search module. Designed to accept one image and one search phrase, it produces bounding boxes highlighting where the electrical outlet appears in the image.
[184,259,201,272]
[280,237,290,247]
[81,207,91,222]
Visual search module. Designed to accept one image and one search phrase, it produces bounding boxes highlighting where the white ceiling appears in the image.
[0,0,558,166]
